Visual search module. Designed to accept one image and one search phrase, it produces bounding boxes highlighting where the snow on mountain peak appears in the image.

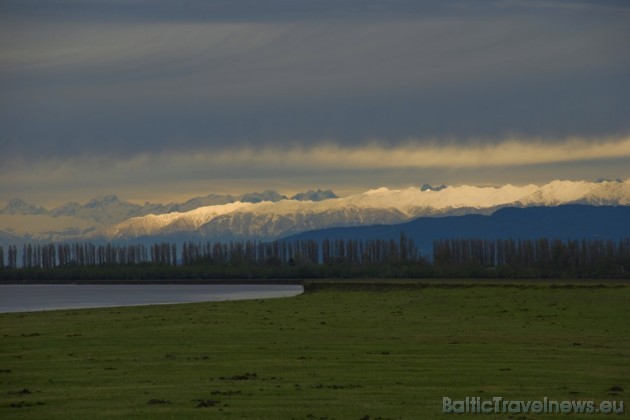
[519,179,628,206]
[22,179,630,242]
[92,201,255,238]
[363,187,397,195]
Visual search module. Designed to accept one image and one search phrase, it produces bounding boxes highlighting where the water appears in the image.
[0,284,304,313]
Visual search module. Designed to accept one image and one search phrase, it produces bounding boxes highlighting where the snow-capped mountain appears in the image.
[518,179,629,206]
[1,179,628,245]
[94,202,255,239]
[0,190,336,244]
[84,179,630,242]
[0,189,336,243]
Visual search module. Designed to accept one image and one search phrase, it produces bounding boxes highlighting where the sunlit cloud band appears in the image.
[2,136,629,206]
[193,136,630,169]
[6,136,630,182]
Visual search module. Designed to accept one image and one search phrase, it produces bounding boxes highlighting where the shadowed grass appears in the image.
[0,281,628,419]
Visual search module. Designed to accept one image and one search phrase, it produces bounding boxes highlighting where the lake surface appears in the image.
[0,284,304,313]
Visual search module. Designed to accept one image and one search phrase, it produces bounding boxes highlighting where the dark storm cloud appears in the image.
[2,0,629,161]
[0,0,497,23]
[3,0,628,23]
[0,0,629,204]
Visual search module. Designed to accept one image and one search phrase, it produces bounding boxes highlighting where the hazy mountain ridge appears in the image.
[0,189,338,222]
[287,205,630,257]
[0,199,48,216]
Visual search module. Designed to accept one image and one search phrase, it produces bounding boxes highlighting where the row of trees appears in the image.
[1,236,629,278]
[2,245,18,269]
[433,238,630,269]
[0,234,421,269]
[0,243,178,269]
[181,234,421,266]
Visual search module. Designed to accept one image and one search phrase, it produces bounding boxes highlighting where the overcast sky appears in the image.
[1,0,629,206]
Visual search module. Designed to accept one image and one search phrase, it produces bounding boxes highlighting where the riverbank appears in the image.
[2,277,628,286]
[0,284,304,314]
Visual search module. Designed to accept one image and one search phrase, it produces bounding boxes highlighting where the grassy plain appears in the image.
[0,281,628,419]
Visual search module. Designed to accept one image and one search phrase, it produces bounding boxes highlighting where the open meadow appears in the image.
[1,281,628,419]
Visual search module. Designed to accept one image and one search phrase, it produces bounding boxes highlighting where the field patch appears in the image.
[0,281,628,418]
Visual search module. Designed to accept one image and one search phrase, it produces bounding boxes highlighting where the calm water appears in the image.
[0,284,304,313]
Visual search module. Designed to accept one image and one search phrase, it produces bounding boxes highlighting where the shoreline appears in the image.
[1,278,628,287]
[0,278,303,285]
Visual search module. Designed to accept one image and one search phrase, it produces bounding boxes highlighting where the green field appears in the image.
[1,281,628,419]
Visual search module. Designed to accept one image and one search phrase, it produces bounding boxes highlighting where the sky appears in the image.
[1,0,629,207]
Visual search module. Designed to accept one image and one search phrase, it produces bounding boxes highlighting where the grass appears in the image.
[0,280,628,419]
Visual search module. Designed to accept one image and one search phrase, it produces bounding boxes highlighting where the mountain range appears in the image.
[1,189,337,222]
[0,179,628,246]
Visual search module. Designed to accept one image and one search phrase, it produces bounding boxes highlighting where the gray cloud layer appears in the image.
[1,0,629,203]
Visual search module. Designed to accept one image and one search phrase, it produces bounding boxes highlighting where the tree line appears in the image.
[180,234,420,266]
[0,242,177,269]
[0,234,420,269]
[433,238,630,278]
[0,235,628,279]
